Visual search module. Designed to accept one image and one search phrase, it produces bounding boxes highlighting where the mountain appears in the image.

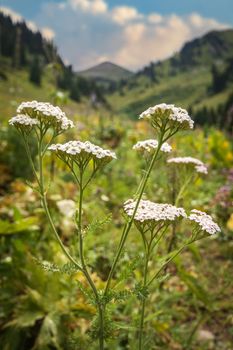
[78,61,133,85]
[179,29,233,67]
[107,29,233,128]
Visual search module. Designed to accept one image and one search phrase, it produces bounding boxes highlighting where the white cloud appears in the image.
[0,6,55,41]
[69,0,107,14]
[27,20,38,33]
[111,6,142,25]
[124,23,146,42]
[148,13,163,24]
[41,27,55,41]
[0,6,22,23]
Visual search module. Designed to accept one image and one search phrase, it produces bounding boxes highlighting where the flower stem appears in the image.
[37,135,83,271]
[77,169,104,350]
[104,132,165,296]
[147,245,186,287]
[138,248,150,349]
[165,174,194,271]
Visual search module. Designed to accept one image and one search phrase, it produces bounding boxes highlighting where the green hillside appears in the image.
[0,10,107,119]
[107,29,233,123]
[0,57,91,121]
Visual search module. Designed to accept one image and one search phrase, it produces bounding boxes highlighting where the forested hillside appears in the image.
[0,11,105,113]
[106,29,233,130]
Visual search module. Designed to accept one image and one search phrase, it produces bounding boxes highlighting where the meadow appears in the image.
[0,98,233,350]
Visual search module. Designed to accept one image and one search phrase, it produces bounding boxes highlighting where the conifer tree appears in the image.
[29,56,42,85]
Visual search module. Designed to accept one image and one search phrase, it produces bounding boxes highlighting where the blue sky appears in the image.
[0,0,232,70]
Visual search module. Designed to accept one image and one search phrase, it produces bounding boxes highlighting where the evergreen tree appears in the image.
[57,65,73,90]
[70,78,81,102]
[211,64,226,93]
[29,56,42,85]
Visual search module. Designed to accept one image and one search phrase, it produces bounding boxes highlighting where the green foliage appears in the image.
[29,56,42,86]
[34,259,79,275]
[0,216,39,235]
[83,214,112,235]
[0,127,37,179]
[107,29,233,126]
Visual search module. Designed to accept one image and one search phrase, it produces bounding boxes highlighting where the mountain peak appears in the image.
[78,61,133,83]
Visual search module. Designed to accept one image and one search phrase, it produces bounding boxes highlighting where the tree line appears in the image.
[0,12,105,105]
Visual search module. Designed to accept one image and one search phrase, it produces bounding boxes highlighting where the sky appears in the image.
[0,0,232,71]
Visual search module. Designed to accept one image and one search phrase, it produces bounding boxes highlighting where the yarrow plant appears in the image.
[9,100,220,350]
[133,139,172,154]
[167,156,208,175]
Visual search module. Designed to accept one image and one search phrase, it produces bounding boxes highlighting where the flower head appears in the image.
[124,199,186,231]
[189,209,220,235]
[16,101,74,132]
[133,139,172,154]
[9,114,39,133]
[57,199,76,218]
[139,103,194,132]
[167,157,208,174]
[49,140,117,170]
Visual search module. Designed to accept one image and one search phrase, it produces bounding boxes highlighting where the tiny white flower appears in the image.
[48,140,117,168]
[16,101,74,131]
[124,199,187,224]
[9,114,39,133]
[133,139,172,153]
[57,199,76,218]
[189,209,220,235]
[139,103,194,130]
[167,157,208,174]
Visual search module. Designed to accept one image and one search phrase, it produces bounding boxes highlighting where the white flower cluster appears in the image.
[57,199,76,218]
[139,103,194,130]
[167,157,208,174]
[189,209,220,235]
[49,140,117,167]
[16,101,74,131]
[9,114,39,127]
[124,199,187,223]
[133,139,172,153]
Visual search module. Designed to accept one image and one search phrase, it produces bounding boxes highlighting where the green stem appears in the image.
[166,174,194,269]
[138,247,150,350]
[37,136,83,271]
[175,174,193,207]
[77,169,104,350]
[147,244,187,287]
[22,134,40,185]
[104,132,166,296]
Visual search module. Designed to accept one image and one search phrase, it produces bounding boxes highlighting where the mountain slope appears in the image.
[0,10,106,115]
[78,61,133,83]
[107,29,233,120]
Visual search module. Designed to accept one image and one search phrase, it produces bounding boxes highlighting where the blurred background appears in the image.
[0,1,232,349]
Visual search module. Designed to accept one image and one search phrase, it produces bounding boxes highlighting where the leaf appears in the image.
[114,322,138,331]
[116,254,142,284]
[4,310,45,328]
[178,270,211,307]
[34,259,79,275]
[144,310,163,323]
[187,244,201,262]
[84,214,112,236]
[0,217,39,235]
[76,280,95,304]
[33,315,62,350]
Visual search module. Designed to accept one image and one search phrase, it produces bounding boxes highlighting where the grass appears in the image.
[0,57,113,124]
[107,66,232,119]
